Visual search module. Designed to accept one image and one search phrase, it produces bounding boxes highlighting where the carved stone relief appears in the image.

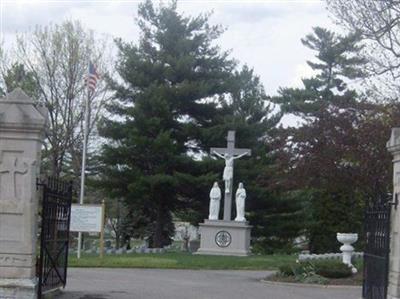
[0,155,28,202]
[0,254,28,267]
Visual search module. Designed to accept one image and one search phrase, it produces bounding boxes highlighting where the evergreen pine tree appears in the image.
[1,63,39,98]
[99,0,235,247]
[272,27,369,253]
[274,27,365,119]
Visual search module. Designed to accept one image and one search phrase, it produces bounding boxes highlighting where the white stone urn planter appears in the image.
[337,233,358,274]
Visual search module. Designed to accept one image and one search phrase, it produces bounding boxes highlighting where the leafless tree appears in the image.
[0,43,11,95]
[327,0,400,79]
[326,0,400,101]
[12,20,114,177]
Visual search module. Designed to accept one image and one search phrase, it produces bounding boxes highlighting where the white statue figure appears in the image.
[209,182,221,220]
[235,182,247,222]
[212,151,249,193]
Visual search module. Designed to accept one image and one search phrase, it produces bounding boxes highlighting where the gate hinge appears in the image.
[391,193,399,210]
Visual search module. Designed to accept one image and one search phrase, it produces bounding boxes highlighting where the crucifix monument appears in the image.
[211,131,251,221]
[196,131,253,256]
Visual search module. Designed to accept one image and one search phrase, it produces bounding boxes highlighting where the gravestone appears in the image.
[196,131,252,256]
[0,89,47,299]
[105,240,112,249]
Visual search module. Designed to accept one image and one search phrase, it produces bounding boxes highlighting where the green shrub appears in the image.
[292,261,314,278]
[278,260,353,281]
[301,273,329,284]
[353,258,363,272]
[313,260,352,278]
[292,261,329,284]
[278,264,295,276]
[278,262,315,278]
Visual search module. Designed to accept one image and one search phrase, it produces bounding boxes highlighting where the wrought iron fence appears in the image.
[37,177,73,298]
[362,195,392,299]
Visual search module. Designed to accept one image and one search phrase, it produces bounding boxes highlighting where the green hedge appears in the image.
[278,264,295,276]
[313,260,352,278]
[278,260,353,280]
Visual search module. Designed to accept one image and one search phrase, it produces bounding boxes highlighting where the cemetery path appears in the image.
[57,268,361,299]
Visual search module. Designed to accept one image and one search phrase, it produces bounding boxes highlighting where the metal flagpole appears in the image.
[77,65,91,259]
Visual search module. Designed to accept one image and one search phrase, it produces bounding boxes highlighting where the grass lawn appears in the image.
[68,252,296,270]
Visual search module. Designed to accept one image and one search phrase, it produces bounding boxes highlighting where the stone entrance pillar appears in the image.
[0,89,47,299]
[387,128,400,299]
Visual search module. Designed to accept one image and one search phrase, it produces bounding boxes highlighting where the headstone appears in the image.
[0,89,47,299]
[196,131,252,256]
[387,128,400,299]
[105,240,112,249]
[189,240,200,252]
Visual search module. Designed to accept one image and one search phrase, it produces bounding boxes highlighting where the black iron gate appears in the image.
[362,195,392,299]
[37,177,73,298]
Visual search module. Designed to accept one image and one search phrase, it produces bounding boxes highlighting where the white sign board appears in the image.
[70,204,103,233]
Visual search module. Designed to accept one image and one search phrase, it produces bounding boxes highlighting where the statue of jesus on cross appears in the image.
[211,131,251,221]
[212,151,249,194]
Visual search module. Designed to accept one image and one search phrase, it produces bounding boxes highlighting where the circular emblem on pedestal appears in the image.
[215,230,232,248]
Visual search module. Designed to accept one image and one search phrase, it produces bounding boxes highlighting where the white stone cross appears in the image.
[211,131,251,221]
[0,157,28,201]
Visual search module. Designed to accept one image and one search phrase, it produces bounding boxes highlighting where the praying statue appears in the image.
[235,182,247,222]
[212,151,249,194]
[209,182,221,220]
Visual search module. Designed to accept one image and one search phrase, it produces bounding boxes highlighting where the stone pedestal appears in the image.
[0,89,47,299]
[195,220,252,256]
[388,128,400,299]
[0,279,38,299]
[336,233,358,274]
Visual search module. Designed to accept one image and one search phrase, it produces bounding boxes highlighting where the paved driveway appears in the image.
[57,268,361,299]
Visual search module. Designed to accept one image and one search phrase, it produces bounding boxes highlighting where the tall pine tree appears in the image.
[274,27,365,119]
[99,1,235,247]
[272,27,375,252]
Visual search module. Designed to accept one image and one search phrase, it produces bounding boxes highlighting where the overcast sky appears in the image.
[1,0,336,96]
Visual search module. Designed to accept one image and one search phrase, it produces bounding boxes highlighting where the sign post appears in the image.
[100,200,105,258]
[70,203,105,257]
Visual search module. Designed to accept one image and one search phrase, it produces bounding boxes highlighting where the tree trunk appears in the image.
[115,232,121,249]
[152,204,164,248]
[51,153,59,177]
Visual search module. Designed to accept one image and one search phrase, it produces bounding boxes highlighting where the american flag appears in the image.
[87,62,100,94]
